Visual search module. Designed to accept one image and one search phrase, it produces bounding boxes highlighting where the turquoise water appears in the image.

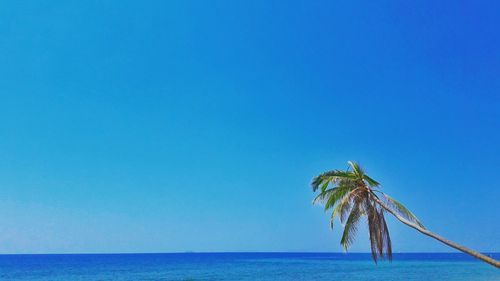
[0,253,498,280]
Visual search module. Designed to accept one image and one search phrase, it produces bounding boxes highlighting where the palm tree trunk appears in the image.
[371,195,500,268]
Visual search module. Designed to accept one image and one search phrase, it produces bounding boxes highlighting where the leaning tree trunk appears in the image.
[371,195,500,268]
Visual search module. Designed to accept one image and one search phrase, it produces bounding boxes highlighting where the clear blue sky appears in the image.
[0,1,499,254]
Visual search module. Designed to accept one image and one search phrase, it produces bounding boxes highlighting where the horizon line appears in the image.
[0,251,498,256]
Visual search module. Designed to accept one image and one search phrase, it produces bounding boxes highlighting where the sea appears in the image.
[0,253,498,280]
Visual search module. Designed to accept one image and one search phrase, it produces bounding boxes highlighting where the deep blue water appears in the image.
[0,253,498,280]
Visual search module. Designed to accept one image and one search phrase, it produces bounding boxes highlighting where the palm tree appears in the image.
[311,161,500,268]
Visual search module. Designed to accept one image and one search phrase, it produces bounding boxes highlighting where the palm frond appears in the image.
[363,174,380,187]
[323,184,353,211]
[312,188,337,205]
[319,181,329,192]
[340,189,362,223]
[366,198,381,262]
[381,193,424,228]
[311,170,356,192]
[365,194,393,263]
[330,191,353,228]
[379,209,392,261]
[340,202,363,250]
[348,161,364,178]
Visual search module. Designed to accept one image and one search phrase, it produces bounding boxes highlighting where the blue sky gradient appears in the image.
[0,1,499,253]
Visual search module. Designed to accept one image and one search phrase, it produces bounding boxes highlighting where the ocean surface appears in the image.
[0,253,498,280]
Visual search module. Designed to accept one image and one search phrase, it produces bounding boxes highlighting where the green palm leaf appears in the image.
[323,184,354,211]
[348,161,364,178]
[329,191,353,228]
[311,170,357,192]
[340,202,363,250]
[312,188,337,204]
[363,174,380,187]
[382,193,425,228]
